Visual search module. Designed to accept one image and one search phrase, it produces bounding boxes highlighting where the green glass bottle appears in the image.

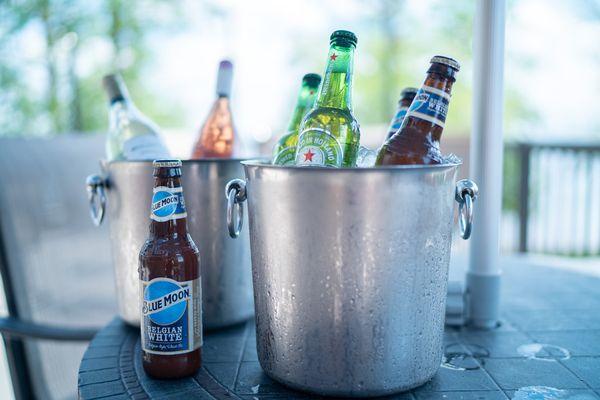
[295,30,360,167]
[272,73,321,165]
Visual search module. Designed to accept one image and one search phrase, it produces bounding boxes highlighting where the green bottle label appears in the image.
[273,146,297,166]
[295,128,343,167]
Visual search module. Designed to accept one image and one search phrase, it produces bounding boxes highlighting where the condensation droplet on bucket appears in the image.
[517,343,571,361]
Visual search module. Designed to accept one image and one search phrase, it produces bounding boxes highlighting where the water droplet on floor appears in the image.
[441,352,481,370]
[441,343,484,370]
[512,386,595,400]
[517,343,571,361]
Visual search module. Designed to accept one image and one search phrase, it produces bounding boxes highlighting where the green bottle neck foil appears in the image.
[286,81,319,133]
[316,44,355,111]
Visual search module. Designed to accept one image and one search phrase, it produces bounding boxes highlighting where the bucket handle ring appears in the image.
[86,174,107,227]
[226,179,247,238]
[455,179,478,240]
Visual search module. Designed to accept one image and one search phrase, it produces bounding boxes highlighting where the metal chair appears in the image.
[0,135,117,400]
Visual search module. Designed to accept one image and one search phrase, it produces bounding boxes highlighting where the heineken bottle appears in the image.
[272,73,321,165]
[295,30,360,167]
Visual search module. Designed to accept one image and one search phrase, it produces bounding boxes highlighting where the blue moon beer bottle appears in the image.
[376,56,460,165]
[385,87,418,140]
[139,160,202,379]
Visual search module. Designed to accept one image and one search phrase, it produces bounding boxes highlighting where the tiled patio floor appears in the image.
[78,256,600,399]
[203,256,600,399]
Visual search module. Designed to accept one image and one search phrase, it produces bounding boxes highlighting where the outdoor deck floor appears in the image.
[78,256,600,399]
[205,256,600,399]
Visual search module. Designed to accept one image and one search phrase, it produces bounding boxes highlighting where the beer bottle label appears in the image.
[141,277,202,354]
[150,186,187,222]
[273,146,297,166]
[295,128,343,167]
[389,106,409,132]
[406,86,450,128]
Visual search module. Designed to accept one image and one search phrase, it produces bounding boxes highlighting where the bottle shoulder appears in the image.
[276,130,298,147]
[140,235,199,258]
[301,107,360,132]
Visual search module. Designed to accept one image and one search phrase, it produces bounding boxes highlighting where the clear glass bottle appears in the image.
[102,74,170,161]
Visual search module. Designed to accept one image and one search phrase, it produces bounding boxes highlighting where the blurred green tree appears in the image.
[0,0,186,137]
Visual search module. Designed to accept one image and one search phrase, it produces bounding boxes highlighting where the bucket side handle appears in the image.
[225,179,247,238]
[86,174,107,226]
[455,179,479,240]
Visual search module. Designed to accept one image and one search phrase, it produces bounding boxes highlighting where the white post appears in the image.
[468,0,506,329]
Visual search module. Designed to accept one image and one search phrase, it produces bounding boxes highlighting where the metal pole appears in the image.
[467,0,506,329]
[518,143,531,253]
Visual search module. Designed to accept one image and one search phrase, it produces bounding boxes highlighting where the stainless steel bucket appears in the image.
[226,161,477,397]
[86,159,254,329]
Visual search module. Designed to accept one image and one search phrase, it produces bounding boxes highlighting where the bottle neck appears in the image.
[423,72,455,95]
[400,71,455,143]
[286,83,318,132]
[316,45,355,110]
[399,97,414,109]
[149,176,189,239]
[214,96,230,109]
[110,97,132,112]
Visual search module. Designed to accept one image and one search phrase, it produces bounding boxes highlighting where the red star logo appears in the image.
[330,53,337,61]
[303,149,315,162]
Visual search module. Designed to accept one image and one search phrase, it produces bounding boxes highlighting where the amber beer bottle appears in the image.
[139,160,202,379]
[376,56,460,165]
[191,60,236,158]
[385,87,418,140]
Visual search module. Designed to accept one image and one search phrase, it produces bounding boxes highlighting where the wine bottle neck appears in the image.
[316,45,355,110]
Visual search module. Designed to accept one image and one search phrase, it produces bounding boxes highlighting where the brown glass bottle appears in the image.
[139,160,202,379]
[376,56,460,165]
[191,60,236,158]
[385,87,418,140]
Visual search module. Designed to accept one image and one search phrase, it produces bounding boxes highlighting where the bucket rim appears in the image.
[241,158,462,172]
[101,158,254,167]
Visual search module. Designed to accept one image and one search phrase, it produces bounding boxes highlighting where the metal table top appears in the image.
[78,257,600,399]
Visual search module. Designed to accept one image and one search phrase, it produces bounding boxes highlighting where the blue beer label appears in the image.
[141,277,202,354]
[389,107,409,132]
[150,186,187,222]
[406,86,451,128]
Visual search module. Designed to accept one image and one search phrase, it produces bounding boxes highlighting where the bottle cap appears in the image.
[102,74,128,103]
[330,30,357,47]
[153,160,182,168]
[216,60,234,97]
[302,73,322,88]
[400,87,418,98]
[430,55,460,71]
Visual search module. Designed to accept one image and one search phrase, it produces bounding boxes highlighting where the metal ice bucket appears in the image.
[225,160,477,397]
[85,159,254,329]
